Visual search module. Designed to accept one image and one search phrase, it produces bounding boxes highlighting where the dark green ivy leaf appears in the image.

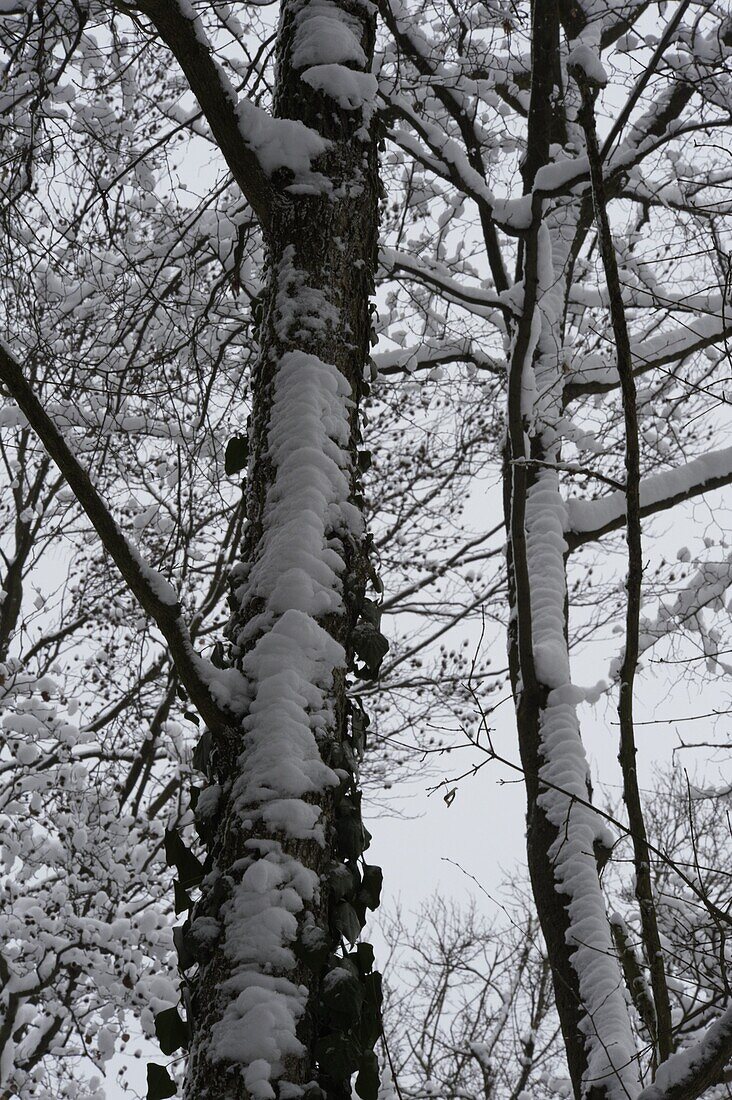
[336,800,368,861]
[351,941,375,976]
[173,880,192,915]
[303,1086,326,1100]
[320,965,363,1026]
[294,921,331,973]
[355,1051,380,1100]
[146,1062,177,1100]
[333,901,361,946]
[224,435,249,476]
[358,865,383,912]
[164,830,204,888]
[173,923,195,971]
[327,860,360,901]
[352,624,389,679]
[154,1007,189,1056]
[359,599,381,629]
[364,970,383,1009]
[314,1034,361,1080]
[368,562,384,596]
[350,706,370,758]
[359,972,383,1049]
[192,729,212,774]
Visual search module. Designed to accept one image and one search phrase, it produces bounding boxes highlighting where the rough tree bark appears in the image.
[174,3,383,1099]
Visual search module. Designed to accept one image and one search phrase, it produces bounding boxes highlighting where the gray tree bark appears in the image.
[174,2,383,1098]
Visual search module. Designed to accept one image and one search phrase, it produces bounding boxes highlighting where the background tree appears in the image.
[380,895,562,1100]
[374,0,732,1095]
[378,769,732,1100]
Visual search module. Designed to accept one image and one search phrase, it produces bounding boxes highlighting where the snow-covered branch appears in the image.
[133,0,331,228]
[566,447,732,549]
[636,1005,732,1100]
[566,314,732,400]
[373,338,503,378]
[381,247,506,324]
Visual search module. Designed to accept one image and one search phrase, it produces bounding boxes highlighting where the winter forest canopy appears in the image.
[1,0,732,1097]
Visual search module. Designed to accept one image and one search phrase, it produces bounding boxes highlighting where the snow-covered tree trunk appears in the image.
[376,0,732,1092]
[0,0,382,1093]
[504,3,638,1097]
[180,2,382,1098]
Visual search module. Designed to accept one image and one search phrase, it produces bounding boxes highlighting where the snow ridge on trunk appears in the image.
[183,0,380,1095]
[210,351,359,1097]
[509,204,638,1099]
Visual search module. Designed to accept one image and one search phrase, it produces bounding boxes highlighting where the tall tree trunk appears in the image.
[504,2,637,1097]
[183,3,382,1097]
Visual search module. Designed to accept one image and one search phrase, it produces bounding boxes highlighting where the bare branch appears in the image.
[0,341,229,732]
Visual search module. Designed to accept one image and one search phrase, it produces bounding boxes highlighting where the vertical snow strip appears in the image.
[207,352,359,1094]
[516,216,639,1098]
[182,0,379,1090]
[232,349,361,837]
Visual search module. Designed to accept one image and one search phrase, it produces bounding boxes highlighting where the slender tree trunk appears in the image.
[504,3,637,1097]
[576,74,673,1070]
[183,3,381,1097]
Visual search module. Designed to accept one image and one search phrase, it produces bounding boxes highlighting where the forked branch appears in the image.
[0,342,230,733]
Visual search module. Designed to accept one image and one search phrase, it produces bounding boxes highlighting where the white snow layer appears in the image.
[212,351,360,1093]
[127,543,179,606]
[637,1004,732,1100]
[567,446,732,537]
[237,100,330,177]
[291,0,368,69]
[526,469,637,1100]
[301,65,378,110]
[292,0,376,115]
[567,42,608,86]
[235,351,360,639]
[212,843,319,1099]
